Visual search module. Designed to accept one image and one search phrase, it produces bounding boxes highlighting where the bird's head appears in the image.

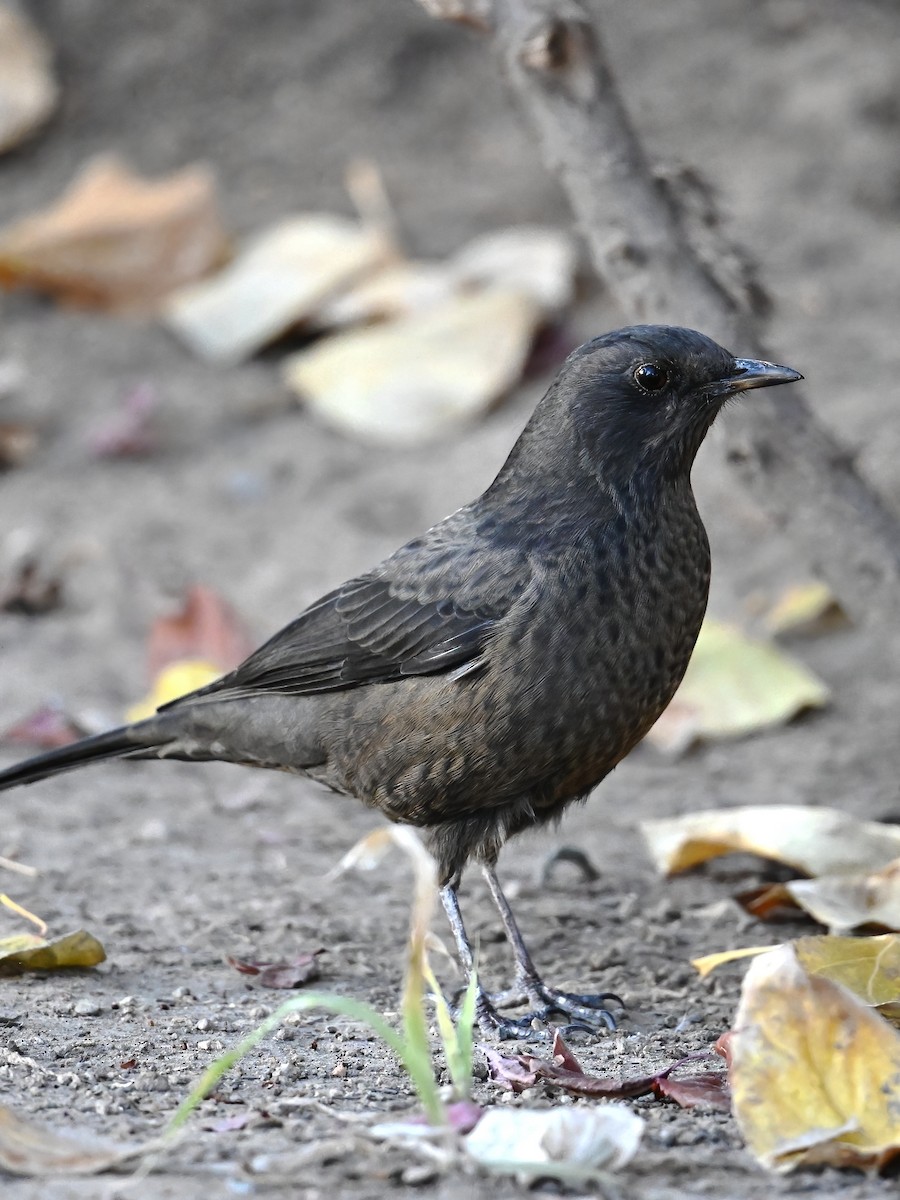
[546,325,802,489]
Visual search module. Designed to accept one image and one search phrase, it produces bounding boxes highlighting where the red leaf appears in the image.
[147,585,252,678]
[3,703,85,748]
[226,949,324,990]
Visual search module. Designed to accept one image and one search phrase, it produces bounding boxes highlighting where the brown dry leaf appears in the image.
[0,422,38,469]
[226,949,324,990]
[0,929,105,976]
[764,580,849,638]
[0,6,58,155]
[284,286,542,446]
[163,215,393,362]
[730,943,900,1172]
[145,585,252,678]
[641,805,900,878]
[0,1103,158,1176]
[0,154,228,311]
[645,620,829,756]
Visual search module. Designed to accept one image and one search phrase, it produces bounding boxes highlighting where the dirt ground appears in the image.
[1,0,900,1195]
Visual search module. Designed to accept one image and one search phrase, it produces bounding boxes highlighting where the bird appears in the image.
[0,325,801,1036]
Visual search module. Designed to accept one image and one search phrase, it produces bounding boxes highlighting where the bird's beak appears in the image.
[715,357,803,397]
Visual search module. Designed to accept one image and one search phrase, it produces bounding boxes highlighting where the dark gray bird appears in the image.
[0,326,801,1035]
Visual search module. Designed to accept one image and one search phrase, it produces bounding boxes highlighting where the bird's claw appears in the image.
[471,982,623,1039]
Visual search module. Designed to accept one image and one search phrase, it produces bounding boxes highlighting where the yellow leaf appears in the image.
[0,154,228,312]
[646,620,829,755]
[127,658,221,722]
[283,286,542,446]
[731,944,900,1172]
[792,934,900,1009]
[641,805,900,877]
[0,930,106,976]
[691,945,781,979]
[764,580,849,638]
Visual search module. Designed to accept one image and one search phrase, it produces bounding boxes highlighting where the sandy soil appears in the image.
[1,1,899,1195]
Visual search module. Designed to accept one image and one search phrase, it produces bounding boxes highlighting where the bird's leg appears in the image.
[482,864,621,1031]
[439,883,546,1039]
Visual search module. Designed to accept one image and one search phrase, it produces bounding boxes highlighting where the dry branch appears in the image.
[417,0,900,623]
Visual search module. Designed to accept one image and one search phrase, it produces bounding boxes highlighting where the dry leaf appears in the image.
[483,1030,730,1110]
[730,943,900,1172]
[646,620,829,756]
[144,585,251,679]
[317,259,455,328]
[0,422,38,469]
[641,805,900,878]
[0,929,105,976]
[126,660,221,722]
[450,226,577,315]
[0,6,58,155]
[764,581,849,638]
[163,215,393,362]
[0,1104,156,1177]
[783,861,900,935]
[0,154,228,311]
[692,944,781,979]
[226,949,324,990]
[792,934,900,1016]
[284,286,542,446]
[2,702,85,749]
[464,1105,643,1179]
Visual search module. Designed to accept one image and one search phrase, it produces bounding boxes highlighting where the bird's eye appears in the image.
[633,363,670,393]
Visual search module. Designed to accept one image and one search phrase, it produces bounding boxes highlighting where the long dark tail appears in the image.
[0,723,170,791]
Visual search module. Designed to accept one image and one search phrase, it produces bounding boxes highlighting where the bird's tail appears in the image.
[0,721,171,792]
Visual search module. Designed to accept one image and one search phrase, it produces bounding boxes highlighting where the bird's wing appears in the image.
[173,519,532,701]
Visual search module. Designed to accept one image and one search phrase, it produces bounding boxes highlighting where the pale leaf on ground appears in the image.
[0,154,228,311]
[464,1106,643,1180]
[642,805,900,878]
[449,226,577,315]
[164,215,393,362]
[731,943,900,1172]
[317,260,455,328]
[0,1104,159,1176]
[764,580,849,638]
[0,5,58,155]
[792,934,900,1013]
[784,861,900,935]
[645,620,829,755]
[284,286,542,446]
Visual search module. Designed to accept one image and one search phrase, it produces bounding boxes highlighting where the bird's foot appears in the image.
[498,977,622,1032]
[471,979,623,1039]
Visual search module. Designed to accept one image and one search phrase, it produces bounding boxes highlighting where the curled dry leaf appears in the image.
[0,422,38,469]
[483,1030,730,1110]
[284,286,542,446]
[163,215,393,362]
[2,702,85,749]
[0,1104,158,1177]
[782,860,900,935]
[764,580,849,638]
[226,949,324,990]
[464,1105,643,1180]
[0,154,228,312]
[0,5,58,155]
[646,620,829,756]
[731,943,900,1172]
[0,929,106,976]
[641,805,900,878]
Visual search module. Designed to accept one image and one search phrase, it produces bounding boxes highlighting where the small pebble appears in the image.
[400,1164,438,1186]
[73,999,102,1017]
